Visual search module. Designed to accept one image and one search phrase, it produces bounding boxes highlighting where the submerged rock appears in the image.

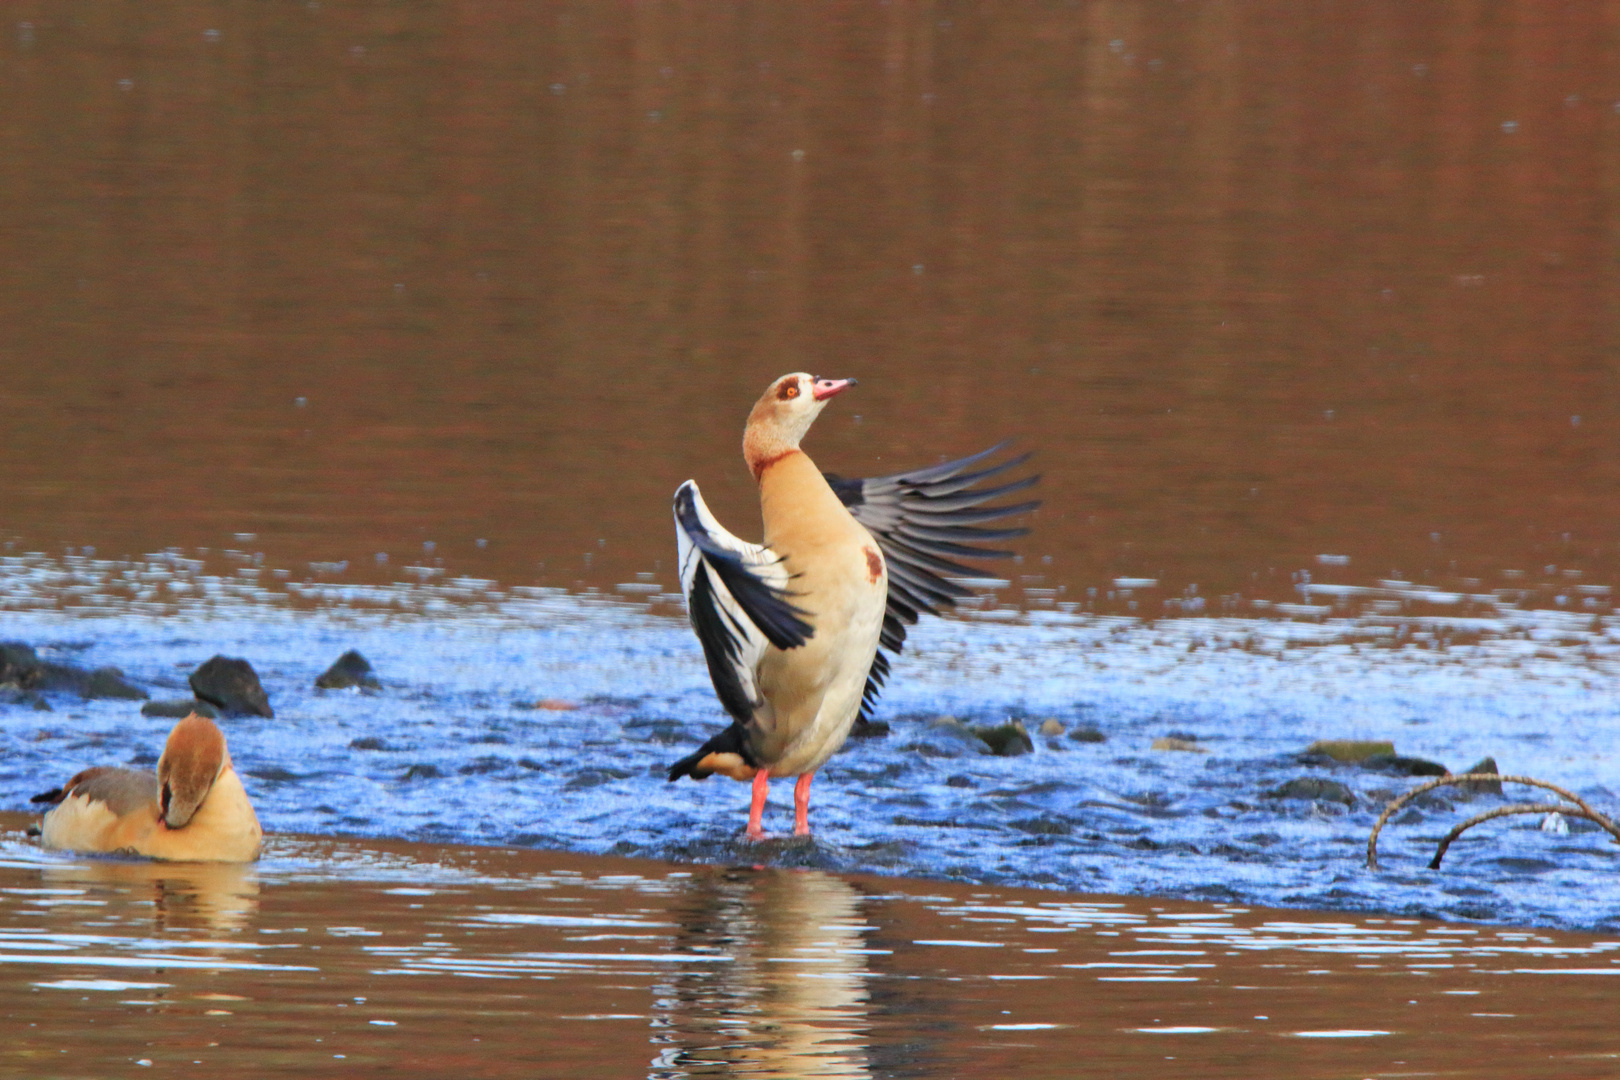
[350,736,391,751]
[141,698,218,719]
[1152,736,1207,753]
[190,656,274,717]
[1454,756,1503,796]
[1304,739,1395,763]
[1362,752,1447,777]
[849,719,891,738]
[930,716,986,749]
[972,720,1034,757]
[83,667,148,700]
[401,764,442,780]
[0,646,145,699]
[0,642,42,686]
[316,649,381,690]
[1268,777,1356,807]
[1068,726,1107,743]
[1012,816,1073,836]
[0,687,51,711]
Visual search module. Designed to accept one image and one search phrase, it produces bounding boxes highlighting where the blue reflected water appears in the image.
[1,550,1619,931]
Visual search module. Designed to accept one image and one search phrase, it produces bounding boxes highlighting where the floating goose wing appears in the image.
[674,480,813,728]
[30,765,157,815]
[825,442,1039,719]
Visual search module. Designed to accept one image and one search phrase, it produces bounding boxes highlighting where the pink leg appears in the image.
[793,773,813,837]
[746,771,770,841]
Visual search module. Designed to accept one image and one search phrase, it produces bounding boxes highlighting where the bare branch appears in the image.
[1426,803,1582,869]
[1366,774,1620,870]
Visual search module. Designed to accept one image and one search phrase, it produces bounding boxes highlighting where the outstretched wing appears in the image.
[674,481,813,728]
[825,442,1039,720]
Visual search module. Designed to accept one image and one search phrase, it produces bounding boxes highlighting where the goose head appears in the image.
[156,714,231,829]
[743,372,857,477]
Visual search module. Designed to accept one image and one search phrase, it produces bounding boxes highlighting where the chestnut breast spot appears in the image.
[864,546,883,584]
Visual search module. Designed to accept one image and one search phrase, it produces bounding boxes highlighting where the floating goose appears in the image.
[32,714,263,862]
[668,372,1037,838]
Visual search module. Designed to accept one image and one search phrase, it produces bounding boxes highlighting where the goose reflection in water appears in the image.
[649,867,872,1078]
[40,857,260,934]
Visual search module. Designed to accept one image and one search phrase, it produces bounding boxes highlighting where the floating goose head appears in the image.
[157,715,230,829]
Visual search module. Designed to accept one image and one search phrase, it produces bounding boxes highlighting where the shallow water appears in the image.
[3,562,1618,933]
[4,3,1620,1070]
[3,822,1618,1079]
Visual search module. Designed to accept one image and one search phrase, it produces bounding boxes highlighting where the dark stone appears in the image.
[1267,777,1356,806]
[400,764,441,780]
[849,719,891,738]
[142,698,218,719]
[1068,727,1107,743]
[900,740,963,759]
[1304,739,1395,763]
[83,667,148,700]
[0,642,42,686]
[245,766,302,782]
[0,687,51,711]
[1362,753,1448,777]
[972,720,1034,757]
[945,775,975,788]
[315,649,381,691]
[190,656,273,717]
[349,736,390,751]
[1455,756,1503,795]
[1012,816,1073,836]
[564,767,634,790]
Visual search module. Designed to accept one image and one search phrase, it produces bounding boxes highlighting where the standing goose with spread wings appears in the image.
[668,373,1039,840]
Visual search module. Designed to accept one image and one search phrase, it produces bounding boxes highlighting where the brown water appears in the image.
[2,3,1617,614]
[3,815,1619,1079]
[5,7,1620,1075]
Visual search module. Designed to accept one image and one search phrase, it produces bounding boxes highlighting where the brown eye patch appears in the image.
[777,381,801,401]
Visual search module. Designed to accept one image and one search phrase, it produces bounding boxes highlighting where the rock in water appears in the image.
[83,667,148,700]
[1267,777,1356,807]
[1068,727,1107,743]
[0,687,51,711]
[1037,718,1065,736]
[316,649,381,690]
[141,698,219,719]
[0,642,42,686]
[190,656,274,717]
[1361,752,1447,777]
[1304,739,1395,763]
[972,720,1034,757]
[1454,756,1503,796]
[1152,736,1207,753]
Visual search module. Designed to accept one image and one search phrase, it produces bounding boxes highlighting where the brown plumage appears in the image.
[34,714,263,862]
[669,373,1039,840]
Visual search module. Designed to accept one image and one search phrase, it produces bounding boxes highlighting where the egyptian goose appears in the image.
[32,714,263,862]
[668,372,1038,839]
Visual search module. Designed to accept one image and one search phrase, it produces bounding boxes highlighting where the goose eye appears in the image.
[777,382,801,401]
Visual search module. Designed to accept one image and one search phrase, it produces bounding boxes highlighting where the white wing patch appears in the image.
[673,481,811,726]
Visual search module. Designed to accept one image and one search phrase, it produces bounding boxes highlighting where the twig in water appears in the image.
[1365,774,1620,871]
